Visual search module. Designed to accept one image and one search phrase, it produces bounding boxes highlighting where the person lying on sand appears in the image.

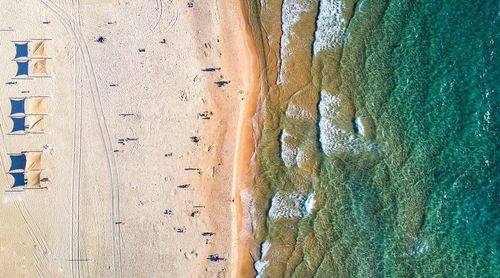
[207,254,225,262]
[214,80,231,87]
[202,232,215,236]
[175,226,186,233]
[201,67,221,72]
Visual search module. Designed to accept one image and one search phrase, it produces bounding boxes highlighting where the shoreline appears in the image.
[223,0,262,277]
[194,0,262,276]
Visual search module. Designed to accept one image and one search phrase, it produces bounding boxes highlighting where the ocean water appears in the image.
[249,0,499,277]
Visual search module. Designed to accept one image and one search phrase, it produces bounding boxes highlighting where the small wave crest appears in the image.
[280,129,313,169]
[313,0,346,54]
[285,102,314,120]
[254,240,271,277]
[354,117,365,136]
[277,0,312,84]
[318,91,375,155]
[280,129,297,168]
[268,191,315,220]
[305,192,315,214]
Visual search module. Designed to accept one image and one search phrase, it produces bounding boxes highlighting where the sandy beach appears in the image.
[0,0,258,277]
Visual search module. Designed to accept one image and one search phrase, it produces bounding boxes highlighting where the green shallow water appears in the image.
[251,0,499,277]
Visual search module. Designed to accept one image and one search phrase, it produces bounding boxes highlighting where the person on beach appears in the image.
[175,226,186,233]
[164,209,173,215]
[214,80,231,87]
[95,36,105,43]
[202,232,215,236]
[207,254,225,262]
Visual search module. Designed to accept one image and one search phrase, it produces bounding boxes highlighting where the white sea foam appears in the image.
[285,103,313,120]
[313,0,345,54]
[406,237,428,257]
[277,0,311,84]
[305,193,315,214]
[269,191,313,220]
[280,129,298,168]
[318,90,341,116]
[410,240,428,256]
[280,129,312,169]
[268,192,305,220]
[484,110,491,124]
[254,260,268,278]
[239,189,255,238]
[296,147,310,169]
[355,117,365,136]
[318,90,353,154]
[261,240,271,258]
[254,240,271,277]
[267,34,273,46]
[318,91,375,154]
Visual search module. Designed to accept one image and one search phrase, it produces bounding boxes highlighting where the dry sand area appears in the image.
[0,0,257,277]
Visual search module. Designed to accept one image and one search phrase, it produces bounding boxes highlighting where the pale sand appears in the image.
[0,0,257,277]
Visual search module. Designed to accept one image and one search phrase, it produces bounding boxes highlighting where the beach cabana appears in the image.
[8,152,43,172]
[14,42,29,59]
[12,39,52,79]
[13,59,51,78]
[9,115,46,135]
[9,96,49,116]
[7,171,45,189]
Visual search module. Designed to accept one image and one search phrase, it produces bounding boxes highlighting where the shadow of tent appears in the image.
[30,40,47,57]
[25,171,42,188]
[25,153,42,171]
[27,97,48,114]
[27,115,45,133]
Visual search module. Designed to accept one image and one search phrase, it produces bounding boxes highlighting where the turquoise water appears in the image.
[252,0,499,277]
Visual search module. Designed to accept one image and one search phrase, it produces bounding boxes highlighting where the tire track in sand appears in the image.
[39,1,122,277]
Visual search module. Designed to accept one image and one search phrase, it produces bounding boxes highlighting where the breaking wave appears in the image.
[277,0,312,84]
[318,91,375,155]
[312,0,346,54]
[268,191,314,220]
